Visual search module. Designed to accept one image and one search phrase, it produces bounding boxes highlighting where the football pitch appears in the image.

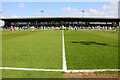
[1,30,118,78]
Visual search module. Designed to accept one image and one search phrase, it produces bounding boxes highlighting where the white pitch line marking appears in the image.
[0,67,120,72]
[0,67,63,72]
[66,69,120,73]
[62,30,67,72]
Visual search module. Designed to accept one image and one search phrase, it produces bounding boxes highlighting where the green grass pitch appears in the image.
[2,30,118,78]
[2,30,62,69]
[65,30,118,69]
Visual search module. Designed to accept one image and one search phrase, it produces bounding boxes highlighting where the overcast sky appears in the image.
[0,1,119,18]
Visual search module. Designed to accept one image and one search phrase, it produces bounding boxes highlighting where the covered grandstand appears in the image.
[1,17,120,30]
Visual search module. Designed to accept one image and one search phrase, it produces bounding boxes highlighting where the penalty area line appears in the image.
[0,67,120,72]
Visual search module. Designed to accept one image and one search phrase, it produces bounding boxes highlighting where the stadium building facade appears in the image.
[1,17,120,29]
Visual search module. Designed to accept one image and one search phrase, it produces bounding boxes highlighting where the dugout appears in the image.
[1,17,120,28]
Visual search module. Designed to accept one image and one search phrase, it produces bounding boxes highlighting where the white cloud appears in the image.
[18,3,25,8]
[10,15,18,18]
[89,8,100,15]
[62,7,82,17]
[89,2,118,17]
[62,7,78,12]
[62,2,118,18]
[101,4,110,10]
[0,16,5,18]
